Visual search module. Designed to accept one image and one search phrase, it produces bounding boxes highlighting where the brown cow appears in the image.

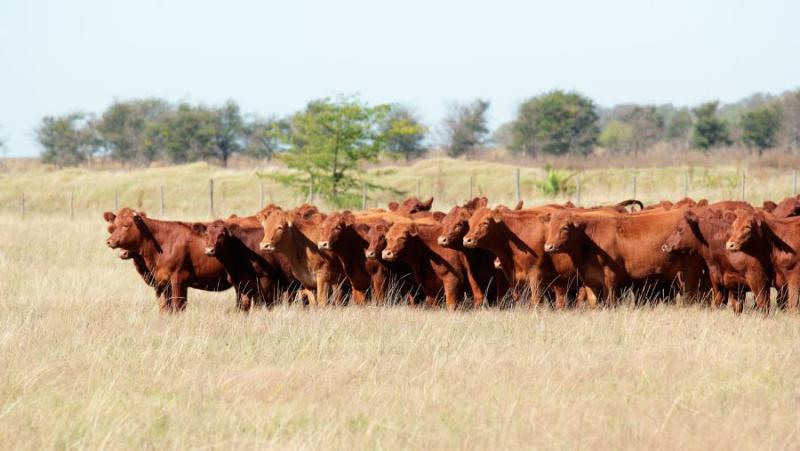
[661,208,772,313]
[192,216,298,311]
[104,208,231,312]
[543,208,707,307]
[462,204,579,308]
[727,209,799,312]
[388,196,434,214]
[770,196,800,218]
[381,217,469,310]
[437,197,511,307]
[258,204,347,306]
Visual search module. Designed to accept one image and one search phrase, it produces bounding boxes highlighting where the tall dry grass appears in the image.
[1,213,800,449]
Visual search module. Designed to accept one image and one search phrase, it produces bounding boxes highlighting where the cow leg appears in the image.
[748,277,770,315]
[170,276,187,312]
[776,285,788,311]
[553,285,568,310]
[424,295,438,308]
[710,286,725,309]
[370,269,387,306]
[315,273,329,307]
[527,278,544,308]
[352,289,367,306]
[729,289,745,314]
[464,266,486,309]
[443,280,462,312]
[785,279,800,313]
[156,285,172,313]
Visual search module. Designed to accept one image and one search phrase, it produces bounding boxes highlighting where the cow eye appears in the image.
[561,226,568,231]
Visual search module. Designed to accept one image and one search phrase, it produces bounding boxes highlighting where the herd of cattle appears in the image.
[103,193,800,314]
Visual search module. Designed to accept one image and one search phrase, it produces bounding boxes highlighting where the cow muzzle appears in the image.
[106,239,118,249]
[317,240,330,250]
[365,250,377,259]
[543,243,557,253]
[260,242,275,252]
[381,250,396,261]
[726,241,741,251]
[437,236,449,246]
[462,236,476,248]
[118,250,132,259]
[204,247,216,256]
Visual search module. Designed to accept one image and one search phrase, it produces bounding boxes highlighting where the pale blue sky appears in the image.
[1,0,798,156]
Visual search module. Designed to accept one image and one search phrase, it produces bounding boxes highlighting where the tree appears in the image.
[213,100,244,167]
[95,98,170,164]
[270,96,394,207]
[741,106,782,155]
[147,103,218,163]
[665,108,693,148]
[599,120,634,151]
[383,104,428,162]
[244,116,288,163]
[441,99,490,157]
[691,101,731,150]
[612,105,664,154]
[781,90,800,151]
[510,90,599,156]
[36,113,98,167]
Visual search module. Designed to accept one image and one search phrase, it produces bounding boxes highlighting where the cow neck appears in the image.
[764,217,800,258]
[215,236,256,274]
[332,227,370,284]
[130,253,156,286]
[492,216,542,278]
[133,217,172,268]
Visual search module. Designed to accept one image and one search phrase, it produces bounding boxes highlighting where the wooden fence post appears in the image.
[362,180,368,209]
[208,179,214,217]
[515,168,521,203]
[160,185,165,216]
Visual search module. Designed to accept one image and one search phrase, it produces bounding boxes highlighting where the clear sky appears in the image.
[1,0,798,157]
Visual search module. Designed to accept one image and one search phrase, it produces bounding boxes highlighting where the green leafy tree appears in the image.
[244,116,288,162]
[599,120,634,151]
[692,101,731,150]
[510,90,599,156]
[270,96,395,207]
[214,100,244,167]
[95,98,170,164]
[781,90,800,151]
[611,105,664,154]
[441,99,490,157]
[741,106,782,155]
[383,104,428,162]
[147,103,218,163]
[36,113,98,167]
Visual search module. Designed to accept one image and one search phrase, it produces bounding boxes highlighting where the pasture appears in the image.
[1,160,800,449]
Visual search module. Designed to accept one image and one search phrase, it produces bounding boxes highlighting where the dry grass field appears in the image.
[1,159,800,449]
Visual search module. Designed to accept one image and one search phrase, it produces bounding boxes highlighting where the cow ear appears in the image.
[514,200,524,210]
[355,223,370,236]
[103,211,116,223]
[388,201,399,211]
[491,208,503,223]
[762,201,777,212]
[421,197,434,210]
[697,199,708,207]
[564,201,575,208]
[408,223,419,236]
[227,213,238,219]
[192,223,206,234]
[538,213,551,224]
[226,223,240,236]
[476,197,488,209]
[684,210,699,224]
[343,211,356,226]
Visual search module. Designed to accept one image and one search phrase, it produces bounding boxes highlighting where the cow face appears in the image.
[662,210,701,254]
[438,206,472,248]
[463,207,502,248]
[542,211,578,253]
[382,222,417,261]
[104,208,147,252]
[318,211,354,250]
[727,209,761,251]
[365,220,391,259]
[259,209,290,253]
[389,196,433,214]
[193,220,229,257]
[772,197,800,218]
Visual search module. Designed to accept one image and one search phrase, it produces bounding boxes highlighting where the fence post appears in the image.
[740,172,746,201]
[114,189,119,211]
[631,173,637,199]
[416,178,421,198]
[468,174,474,200]
[793,170,797,196]
[208,179,214,217]
[259,183,265,209]
[683,171,688,198]
[160,185,165,216]
[515,168,521,203]
[70,191,74,221]
[576,176,581,207]
[362,180,368,209]
[21,192,25,220]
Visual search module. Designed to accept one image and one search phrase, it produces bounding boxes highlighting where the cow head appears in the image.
[662,210,702,254]
[192,220,235,257]
[365,220,392,260]
[389,196,434,214]
[726,209,762,251]
[382,222,419,261]
[103,208,148,253]
[259,208,290,253]
[772,196,800,218]
[438,198,486,247]
[462,207,504,248]
[542,210,580,253]
[318,211,356,250]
